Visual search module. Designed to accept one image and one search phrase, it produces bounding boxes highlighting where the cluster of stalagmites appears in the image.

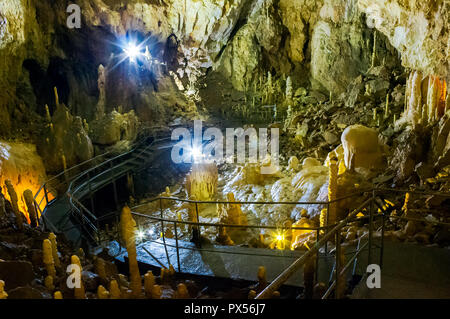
[0,180,41,229]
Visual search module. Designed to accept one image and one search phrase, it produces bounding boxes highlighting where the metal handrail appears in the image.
[255,197,373,299]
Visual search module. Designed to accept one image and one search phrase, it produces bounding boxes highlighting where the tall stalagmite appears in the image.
[121,205,142,298]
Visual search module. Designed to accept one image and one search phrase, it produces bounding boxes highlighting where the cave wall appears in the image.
[359,0,449,82]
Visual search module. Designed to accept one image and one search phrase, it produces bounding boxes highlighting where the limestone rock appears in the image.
[341,125,386,174]
[0,261,35,290]
[90,110,139,146]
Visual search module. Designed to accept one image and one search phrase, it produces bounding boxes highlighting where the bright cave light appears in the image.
[123,42,141,63]
[190,146,203,161]
[136,230,145,240]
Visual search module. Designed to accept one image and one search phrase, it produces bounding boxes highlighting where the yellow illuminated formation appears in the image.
[71,255,86,299]
[186,163,218,201]
[120,206,142,298]
[43,239,56,278]
[48,233,61,269]
[0,280,7,299]
[53,291,63,299]
[109,280,121,299]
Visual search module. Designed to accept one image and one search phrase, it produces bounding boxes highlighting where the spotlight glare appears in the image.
[136,230,145,240]
[124,42,140,63]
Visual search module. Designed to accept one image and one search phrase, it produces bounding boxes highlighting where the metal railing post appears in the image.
[335,230,341,299]
[87,171,96,215]
[195,202,201,248]
[174,221,181,273]
[325,202,330,254]
[110,161,119,210]
[380,210,386,268]
[368,191,375,265]
[315,229,320,284]
[159,198,171,267]
[43,184,49,208]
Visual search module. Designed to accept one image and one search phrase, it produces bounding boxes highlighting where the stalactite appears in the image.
[71,255,86,299]
[43,239,56,278]
[5,180,23,230]
[23,189,38,227]
[406,70,423,125]
[109,280,121,299]
[120,206,142,298]
[48,233,61,269]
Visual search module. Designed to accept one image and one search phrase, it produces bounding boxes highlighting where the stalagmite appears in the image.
[0,280,7,299]
[152,285,162,299]
[216,225,234,245]
[291,211,314,249]
[186,163,218,201]
[97,285,110,299]
[257,266,267,292]
[45,104,51,122]
[176,283,190,299]
[109,280,121,299]
[43,239,56,278]
[144,271,155,298]
[341,125,385,173]
[48,233,61,269]
[384,94,389,118]
[71,255,86,299]
[0,190,7,223]
[23,189,38,227]
[5,180,23,230]
[54,87,59,107]
[319,208,327,235]
[287,156,299,171]
[120,206,142,298]
[53,291,63,299]
[328,155,338,227]
[95,65,106,120]
[218,193,248,226]
[95,257,107,281]
[45,275,55,291]
[285,76,293,101]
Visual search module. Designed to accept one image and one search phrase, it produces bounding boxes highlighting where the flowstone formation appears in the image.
[186,163,218,201]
